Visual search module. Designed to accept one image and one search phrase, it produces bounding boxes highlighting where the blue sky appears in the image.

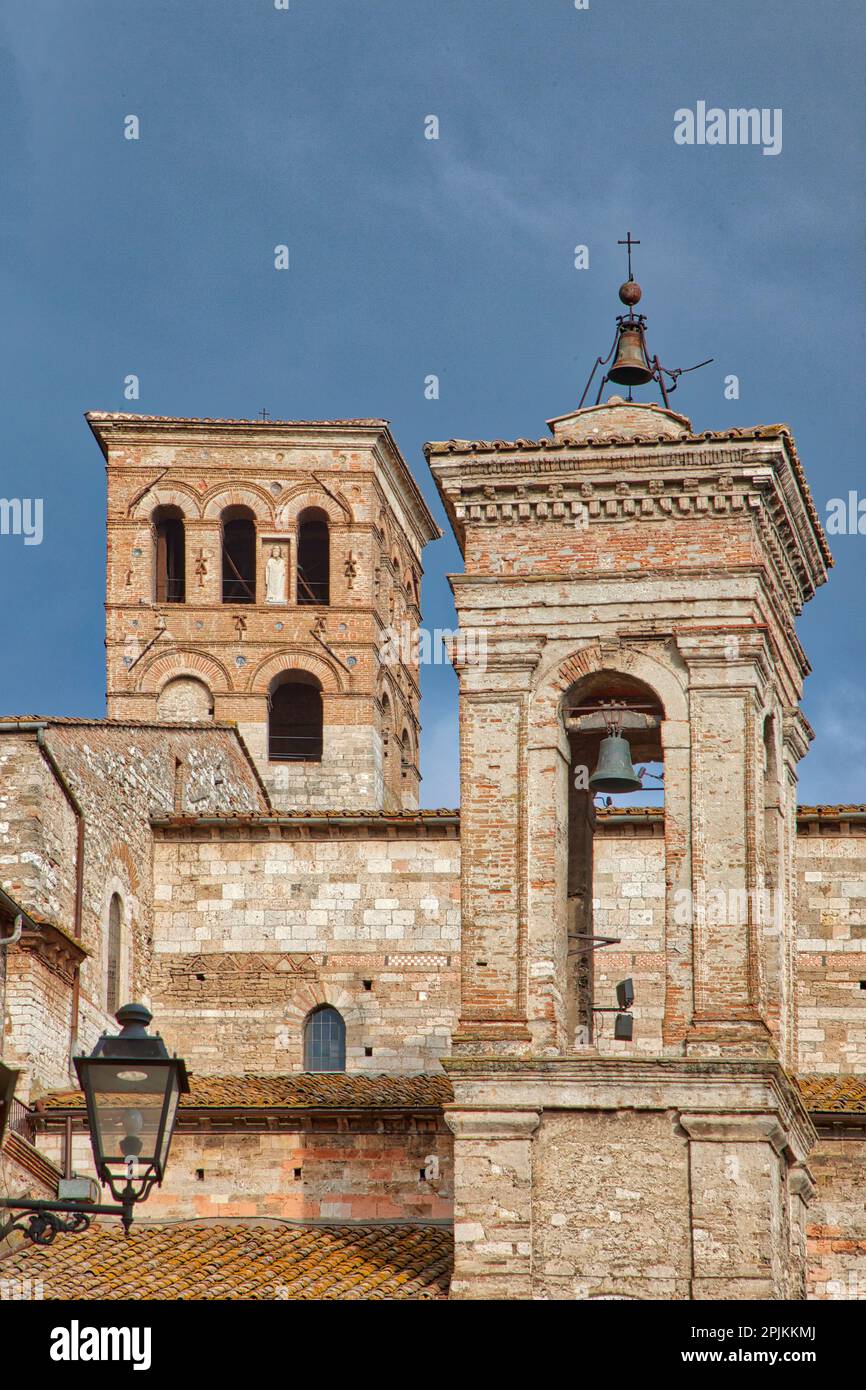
[0,0,863,807]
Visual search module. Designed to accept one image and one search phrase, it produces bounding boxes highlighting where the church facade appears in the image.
[1,393,865,1301]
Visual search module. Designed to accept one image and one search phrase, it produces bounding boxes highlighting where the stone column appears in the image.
[445,1108,540,1300]
[453,648,540,1051]
[678,633,773,1056]
[681,1113,792,1299]
[661,717,693,1047]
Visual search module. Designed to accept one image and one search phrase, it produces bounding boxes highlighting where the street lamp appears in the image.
[0,1004,188,1244]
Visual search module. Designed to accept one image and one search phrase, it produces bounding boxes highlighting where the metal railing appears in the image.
[6,1097,35,1146]
[268,734,323,763]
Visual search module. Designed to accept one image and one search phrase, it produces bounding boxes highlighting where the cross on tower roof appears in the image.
[617,231,640,281]
[258,408,271,422]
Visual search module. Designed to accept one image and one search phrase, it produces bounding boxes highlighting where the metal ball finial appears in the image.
[619,279,642,307]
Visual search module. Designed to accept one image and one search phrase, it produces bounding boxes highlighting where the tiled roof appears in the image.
[796,1075,866,1114]
[39,1073,454,1112]
[1,1222,452,1300]
[151,808,460,828]
[86,411,389,427]
[0,715,241,730]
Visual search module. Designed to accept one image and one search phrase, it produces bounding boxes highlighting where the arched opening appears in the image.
[296,508,330,605]
[381,692,394,794]
[106,893,123,1016]
[153,505,185,603]
[221,506,256,603]
[400,729,413,782]
[563,672,665,1049]
[303,1005,346,1072]
[268,671,323,762]
[157,676,214,723]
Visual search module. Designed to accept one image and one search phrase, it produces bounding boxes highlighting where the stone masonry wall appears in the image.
[150,822,460,1073]
[41,1121,453,1224]
[0,723,266,1095]
[796,821,866,1073]
[806,1135,866,1299]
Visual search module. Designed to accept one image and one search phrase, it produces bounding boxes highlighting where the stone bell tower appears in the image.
[427,258,831,1300]
[89,411,440,812]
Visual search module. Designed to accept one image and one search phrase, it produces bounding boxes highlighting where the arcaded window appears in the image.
[153,506,185,603]
[304,1006,346,1072]
[296,508,329,605]
[106,893,123,1016]
[221,506,256,603]
[268,672,323,762]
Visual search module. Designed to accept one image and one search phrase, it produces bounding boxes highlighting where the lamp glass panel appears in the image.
[87,1060,172,1171]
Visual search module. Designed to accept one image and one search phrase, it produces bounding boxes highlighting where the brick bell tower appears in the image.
[428,253,832,1300]
[89,412,440,811]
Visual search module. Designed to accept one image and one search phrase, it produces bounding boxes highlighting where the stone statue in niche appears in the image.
[265,545,287,604]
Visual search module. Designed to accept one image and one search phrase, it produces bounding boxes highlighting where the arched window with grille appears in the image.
[268,672,323,762]
[296,508,330,605]
[106,893,123,1016]
[221,506,256,603]
[153,505,186,603]
[304,1006,346,1072]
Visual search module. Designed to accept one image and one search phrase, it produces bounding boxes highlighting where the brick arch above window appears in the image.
[276,487,353,528]
[246,647,346,695]
[129,484,203,521]
[138,647,234,695]
[201,484,275,523]
[530,639,688,736]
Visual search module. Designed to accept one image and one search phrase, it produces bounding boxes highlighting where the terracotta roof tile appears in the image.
[151,808,459,828]
[86,412,389,427]
[796,1074,866,1113]
[1,1222,452,1300]
[40,1073,454,1112]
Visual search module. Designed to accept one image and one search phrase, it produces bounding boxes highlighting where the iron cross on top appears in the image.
[618,231,640,280]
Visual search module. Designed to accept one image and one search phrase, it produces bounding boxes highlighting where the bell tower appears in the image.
[89,411,440,812]
[428,249,831,1299]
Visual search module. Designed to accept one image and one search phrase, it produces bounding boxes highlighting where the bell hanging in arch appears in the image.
[588,734,643,794]
[608,322,653,387]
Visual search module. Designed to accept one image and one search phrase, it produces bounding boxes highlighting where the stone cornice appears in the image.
[428,434,830,614]
[441,1055,816,1159]
[15,919,88,985]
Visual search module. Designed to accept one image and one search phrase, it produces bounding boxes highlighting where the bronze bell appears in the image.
[608,323,653,387]
[588,734,643,794]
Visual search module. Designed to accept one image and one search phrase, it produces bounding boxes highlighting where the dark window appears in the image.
[304,1006,346,1072]
[401,730,412,779]
[268,676,323,762]
[221,507,256,603]
[297,508,329,605]
[106,893,122,1015]
[153,507,185,603]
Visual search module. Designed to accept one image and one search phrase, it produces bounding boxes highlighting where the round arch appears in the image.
[247,647,346,695]
[202,484,275,523]
[130,484,203,521]
[138,647,233,695]
[277,487,353,528]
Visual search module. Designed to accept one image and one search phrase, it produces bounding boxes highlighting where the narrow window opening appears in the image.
[106,893,123,1016]
[297,508,330,605]
[153,506,185,603]
[221,507,256,603]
